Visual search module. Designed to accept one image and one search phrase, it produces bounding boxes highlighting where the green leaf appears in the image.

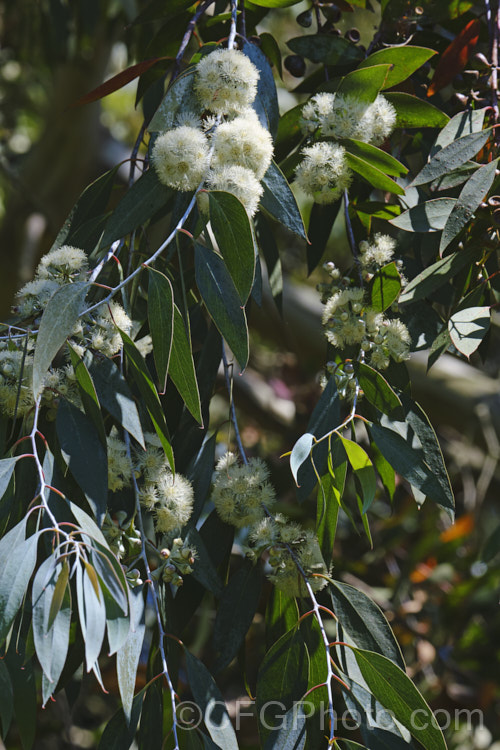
[410,128,492,187]
[213,561,262,672]
[0,660,13,738]
[256,627,309,743]
[371,442,396,503]
[263,705,306,749]
[316,474,340,565]
[56,399,108,526]
[352,649,447,750]
[32,557,71,704]
[149,67,196,132]
[0,457,20,502]
[399,246,480,304]
[117,586,145,724]
[251,0,302,6]
[259,32,282,78]
[68,344,106,445]
[368,423,454,514]
[330,581,404,667]
[208,191,256,303]
[0,520,39,646]
[32,281,89,397]
[168,304,203,424]
[359,47,435,89]
[275,103,304,163]
[307,199,342,275]
[448,306,490,358]
[440,159,498,253]
[76,560,107,672]
[341,139,408,177]
[368,262,402,312]
[345,152,405,195]
[5,648,36,750]
[185,650,239,750]
[261,160,307,239]
[147,268,174,393]
[84,353,145,449]
[336,64,392,103]
[184,526,223,597]
[194,242,249,370]
[384,92,449,129]
[431,107,487,157]
[390,197,456,232]
[98,689,144,750]
[120,330,174,471]
[340,437,376,512]
[355,362,404,419]
[287,34,363,67]
[431,161,478,192]
[91,542,129,616]
[100,168,173,246]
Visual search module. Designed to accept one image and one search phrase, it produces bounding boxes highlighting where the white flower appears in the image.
[360,233,397,269]
[90,301,132,357]
[362,94,397,145]
[295,142,351,204]
[212,453,275,528]
[14,279,60,317]
[300,92,396,145]
[206,165,263,216]
[194,48,259,115]
[211,111,273,180]
[107,430,132,492]
[36,245,89,281]
[154,472,194,532]
[151,126,210,191]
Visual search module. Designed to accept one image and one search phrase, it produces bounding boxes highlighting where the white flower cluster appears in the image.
[300,92,396,146]
[136,433,194,534]
[294,142,352,204]
[249,515,329,598]
[295,92,396,203]
[320,235,410,373]
[212,451,276,528]
[0,348,34,417]
[151,48,273,217]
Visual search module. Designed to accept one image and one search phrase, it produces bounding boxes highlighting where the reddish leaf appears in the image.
[427,19,480,97]
[71,57,172,107]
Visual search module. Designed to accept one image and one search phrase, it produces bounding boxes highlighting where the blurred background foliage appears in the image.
[1,0,499,748]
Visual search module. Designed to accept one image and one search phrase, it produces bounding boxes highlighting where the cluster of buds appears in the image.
[154,538,197,588]
[102,511,141,561]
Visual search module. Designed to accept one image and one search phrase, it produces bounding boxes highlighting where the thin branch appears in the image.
[228,0,238,50]
[171,0,216,83]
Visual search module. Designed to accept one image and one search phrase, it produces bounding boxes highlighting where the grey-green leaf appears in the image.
[169,304,203,424]
[391,198,456,232]
[147,267,174,394]
[399,246,480,304]
[32,281,89,397]
[440,159,498,253]
[0,457,20,502]
[261,161,307,239]
[0,519,39,646]
[448,306,490,359]
[117,586,145,724]
[410,129,492,187]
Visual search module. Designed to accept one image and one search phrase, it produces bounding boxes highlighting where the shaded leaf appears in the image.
[368,262,401,312]
[355,362,404,419]
[0,520,39,646]
[265,588,299,650]
[0,660,13,738]
[194,242,249,370]
[340,437,376,513]
[147,268,174,393]
[169,305,202,424]
[184,526,223,597]
[307,200,342,275]
[98,689,144,750]
[56,399,108,526]
[149,67,196,132]
[399,245,480,304]
[243,40,280,137]
[261,161,307,239]
[345,152,405,195]
[32,282,89,397]
[0,457,20,502]
[431,107,487,157]
[448,306,490,358]
[68,344,106,445]
[410,129,492,187]
[287,34,363,67]
[316,474,340,565]
[263,705,306,749]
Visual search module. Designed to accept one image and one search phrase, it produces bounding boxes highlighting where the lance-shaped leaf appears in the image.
[120,330,174,471]
[355,362,404,419]
[208,191,256,303]
[243,39,280,137]
[167,304,203,424]
[336,64,392,103]
[68,344,106,445]
[0,457,20,502]
[431,107,487,157]
[440,159,498,253]
[384,92,449,129]
[340,437,376,512]
[194,242,249,370]
[185,650,239,750]
[287,33,363,67]
[352,648,447,750]
[341,139,408,177]
[410,128,492,187]
[263,705,307,750]
[261,160,307,239]
[149,67,196,132]
[428,18,480,97]
[147,267,174,393]
[76,560,106,672]
[0,519,39,646]
[307,199,342,275]
[117,586,145,724]
[448,306,490,359]
[358,46,435,89]
[316,473,341,565]
[0,661,13,738]
[399,245,480,304]
[391,198,457,232]
[56,399,108,527]
[345,153,405,195]
[32,281,89,398]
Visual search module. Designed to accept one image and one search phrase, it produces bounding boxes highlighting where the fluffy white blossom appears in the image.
[107,430,132,493]
[359,233,397,269]
[294,142,351,204]
[90,301,132,357]
[363,94,397,146]
[14,279,60,318]
[206,165,263,216]
[211,111,273,180]
[154,472,194,533]
[37,245,89,281]
[212,452,275,528]
[194,48,259,115]
[0,348,34,417]
[266,522,329,598]
[151,126,210,191]
[300,92,396,145]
